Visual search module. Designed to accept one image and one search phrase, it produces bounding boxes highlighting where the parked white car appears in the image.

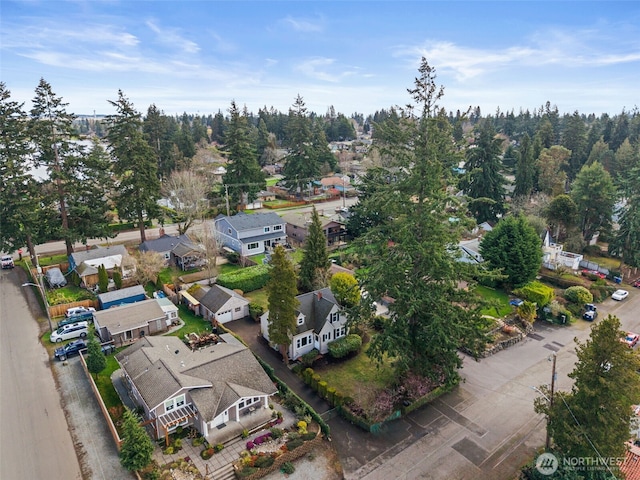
[50,322,89,343]
[612,289,629,301]
[65,306,96,318]
[1,255,14,269]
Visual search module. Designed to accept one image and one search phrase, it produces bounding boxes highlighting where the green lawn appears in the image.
[475,285,512,318]
[246,288,269,310]
[94,354,123,410]
[166,304,212,339]
[314,344,395,403]
[266,177,280,187]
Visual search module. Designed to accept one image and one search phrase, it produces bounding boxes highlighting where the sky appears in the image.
[2,1,639,118]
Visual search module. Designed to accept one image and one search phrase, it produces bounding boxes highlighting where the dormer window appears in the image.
[264,226,271,233]
[273,225,283,231]
[297,316,304,326]
[329,312,339,323]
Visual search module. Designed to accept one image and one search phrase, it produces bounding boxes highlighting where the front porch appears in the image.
[205,405,273,446]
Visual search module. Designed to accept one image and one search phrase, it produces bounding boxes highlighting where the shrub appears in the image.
[254,454,275,469]
[241,429,249,439]
[300,349,319,368]
[237,466,258,478]
[163,446,174,455]
[281,462,295,474]
[192,437,204,447]
[216,264,270,292]
[173,438,182,450]
[513,281,554,307]
[301,432,317,441]
[297,420,308,434]
[303,367,315,384]
[564,286,593,305]
[269,427,284,439]
[327,334,362,358]
[285,439,304,451]
[201,448,214,460]
[245,441,255,450]
[249,302,264,320]
[214,443,224,452]
[318,381,328,398]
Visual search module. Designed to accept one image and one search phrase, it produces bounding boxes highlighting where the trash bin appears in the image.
[614,276,622,284]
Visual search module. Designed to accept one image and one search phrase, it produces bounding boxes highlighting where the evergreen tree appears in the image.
[85,335,106,378]
[545,194,578,242]
[513,134,535,198]
[282,95,320,194]
[29,79,113,255]
[0,83,48,261]
[571,162,616,243]
[461,120,507,223]
[98,264,109,293]
[358,58,490,382]
[536,146,570,196]
[143,104,175,178]
[298,206,330,292]
[106,90,161,243]
[256,117,270,162]
[480,215,543,288]
[561,111,588,180]
[535,315,640,464]
[222,101,265,208]
[119,408,154,471]
[266,245,299,363]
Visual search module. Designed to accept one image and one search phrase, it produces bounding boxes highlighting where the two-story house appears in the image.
[214,212,286,256]
[260,288,348,360]
[281,211,347,248]
[115,334,277,445]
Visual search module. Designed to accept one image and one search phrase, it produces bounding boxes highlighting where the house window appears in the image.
[239,400,245,408]
[235,307,241,312]
[227,228,232,234]
[334,327,346,339]
[297,316,304,326]
[248,242,259,250]
[176,395,185,408]
[125,330,132,340]
[323,332,331,342]
[165,399,175,412]
[273,225,283,231]
[264,227,271,233]
[329,312,339,323]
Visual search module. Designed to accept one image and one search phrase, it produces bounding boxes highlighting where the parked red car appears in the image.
[581,269,606,279]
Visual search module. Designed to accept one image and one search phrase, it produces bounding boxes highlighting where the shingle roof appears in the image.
[199,285,249,313]
[295,288,338,334]
[70,245,128,264]
[171,241,204,257]
[139,234,194,253]
[94,299,165,334]
[97,285,146,304]
[222,212,283,231]
[115,334,276,419]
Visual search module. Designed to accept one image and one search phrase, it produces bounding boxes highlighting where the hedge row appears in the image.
[327,334,362,359]
[216,264,270,292]
[513,281,555,307]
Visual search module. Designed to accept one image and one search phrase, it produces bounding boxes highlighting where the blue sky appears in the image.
[2,1,639,117]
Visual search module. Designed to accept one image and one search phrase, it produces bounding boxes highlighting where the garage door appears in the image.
[217,310,233,324]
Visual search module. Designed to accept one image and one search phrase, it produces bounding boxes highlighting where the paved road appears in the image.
[0,268,82,480]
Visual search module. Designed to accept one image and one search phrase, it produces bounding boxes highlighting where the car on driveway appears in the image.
[50,322,88,343]
[1,255,15,269]
[622,332,639,348]
[581,269,606,279]
[633,279,640,288]
[612,290,629,301]
[65,306,96,318]
[54,340,87,361]
[57,311,95,328]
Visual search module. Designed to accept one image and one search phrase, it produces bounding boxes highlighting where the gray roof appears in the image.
[295,288,338,334]
[171,241,204,258]
[222,212,283,231]
[70,245,128,264]
[115,334,276,419]
[94,299,165,334]
[98,285,146,304]
[139,234,194,253]
[199,284,248,313]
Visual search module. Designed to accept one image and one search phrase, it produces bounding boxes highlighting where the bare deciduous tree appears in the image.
[188,221,221,285]
[162,169,210,235]
[134,250,165,287]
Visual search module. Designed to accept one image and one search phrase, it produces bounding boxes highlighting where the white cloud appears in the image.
[281,15,324,33]
[146,20,200,54]
[294,57,360,83]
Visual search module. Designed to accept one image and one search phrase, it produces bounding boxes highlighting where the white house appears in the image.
[260,288,348,360]
[542,230,583,270]
[189,284,250,325]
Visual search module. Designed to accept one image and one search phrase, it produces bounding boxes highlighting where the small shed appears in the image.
[98,285,147,310]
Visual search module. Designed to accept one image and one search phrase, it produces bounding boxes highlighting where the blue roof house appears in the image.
[98,285,147,309]
[213,212,287,256]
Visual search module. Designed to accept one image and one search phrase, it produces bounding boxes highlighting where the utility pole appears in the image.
[546,352,557,450]
[224,184,230,217]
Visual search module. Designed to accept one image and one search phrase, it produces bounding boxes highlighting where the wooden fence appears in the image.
[78,352,123,450]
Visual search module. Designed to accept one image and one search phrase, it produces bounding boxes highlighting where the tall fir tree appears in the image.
[461,120,507,223]
[282,95,320,194]
[85,335,107,378]
[106,90,161,243]
[222,101,265,208]
[119,408,154,471]
[562,111,588,180]
[513,133,535,198]
[358,58,490,382]
[0,83,49,261]
[298,206,330,292]
[266,245,299,363]
[571,162,616,243]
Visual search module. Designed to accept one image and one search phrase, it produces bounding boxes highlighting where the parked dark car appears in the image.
[583,303,598,321]
[54,339,87,361]
[57,311,95,328]
[54,340,115,361]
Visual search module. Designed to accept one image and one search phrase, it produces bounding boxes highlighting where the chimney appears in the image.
[316,291,322,301]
